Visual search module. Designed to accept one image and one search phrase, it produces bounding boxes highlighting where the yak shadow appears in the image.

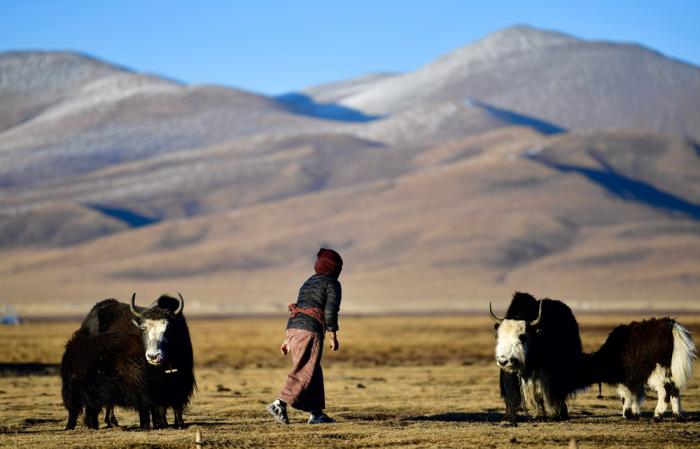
[182,420,230,428]
[407,411,503,423]
[671,411,700,423]
[566,410,700,423]
[0,363,60,376]
[340,412,397,422]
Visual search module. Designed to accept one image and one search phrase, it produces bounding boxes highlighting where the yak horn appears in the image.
[130,293,143,318]
[175,293,185,315]
[530,300,544,326]
[489,302,504,323]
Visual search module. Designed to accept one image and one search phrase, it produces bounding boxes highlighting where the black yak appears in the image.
[61,293,195,430]
[582,317,696,420]
[491,292,584,422]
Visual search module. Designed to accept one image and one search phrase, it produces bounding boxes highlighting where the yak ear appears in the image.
[493,322,500,330]
[535,327,544,336]
[132,318,143,328]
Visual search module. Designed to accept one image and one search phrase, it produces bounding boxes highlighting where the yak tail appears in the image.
[671,321,697,391]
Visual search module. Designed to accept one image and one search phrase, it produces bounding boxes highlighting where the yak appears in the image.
[491,292,584,422]
[61,293,195,430]
[581,317,696,420]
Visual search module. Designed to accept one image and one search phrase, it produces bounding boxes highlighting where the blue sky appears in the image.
[2,1,699,95]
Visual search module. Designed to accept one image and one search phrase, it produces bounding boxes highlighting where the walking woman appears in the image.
[266,248,343,424]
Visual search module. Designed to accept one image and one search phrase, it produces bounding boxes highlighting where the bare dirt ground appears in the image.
[1,315,699,448]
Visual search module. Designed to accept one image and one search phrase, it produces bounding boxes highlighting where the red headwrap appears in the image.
[314,248,343,278]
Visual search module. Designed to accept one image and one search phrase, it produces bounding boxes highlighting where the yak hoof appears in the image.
[549,415,569,422]
[105,418,119,428]
[502,413,517,424]
[674,414,685,422]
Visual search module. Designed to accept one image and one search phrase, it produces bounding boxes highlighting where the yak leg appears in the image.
[631,393,644,419]
[671,395,682,419]
[173,405,185,429]
[109,407,119,427]
[104,407,112,428]
[104,406,119,428]
[648,365,669,421]
[65,408,80,430]
[62,379,83,430]
[543,393,568,421]
[653,387,668,421]
[500,371,521,423]
[667,381,683,420]
[547,400,569,421]
[138,406,151,430]
[617,385,638,419]
[520,377,545,420]
[84,405,100,429]
[151,406,168,429]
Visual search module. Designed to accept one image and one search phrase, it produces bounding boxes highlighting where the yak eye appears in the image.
[518,334,528,343]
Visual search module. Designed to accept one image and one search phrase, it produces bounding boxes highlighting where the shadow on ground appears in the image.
[0,363,60,376]
[407,411,503,423]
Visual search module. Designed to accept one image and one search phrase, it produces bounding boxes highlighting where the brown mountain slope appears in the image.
[2,129,698,316]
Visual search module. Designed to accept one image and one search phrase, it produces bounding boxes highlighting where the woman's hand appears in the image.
[329,332,339,351]
[280,340,290,355]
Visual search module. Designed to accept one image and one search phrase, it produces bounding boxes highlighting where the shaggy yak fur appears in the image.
[582,317,696,420]
[492,292,697,423]
[493,292,583,422]
[61,294,196,430]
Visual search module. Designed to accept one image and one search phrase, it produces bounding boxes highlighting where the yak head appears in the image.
[490,300,543,373]
[130,293,184,366]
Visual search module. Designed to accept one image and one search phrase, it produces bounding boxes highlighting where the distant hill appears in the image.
[327,26,700,140]
[0,51,333,189]
[0,27,699,316]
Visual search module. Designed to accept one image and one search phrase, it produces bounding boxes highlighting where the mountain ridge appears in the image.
[329,26,700,140]
[0,26,698,314]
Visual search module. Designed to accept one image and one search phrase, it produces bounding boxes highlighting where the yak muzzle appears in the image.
[147,353,164,366]
[496,356,520,371]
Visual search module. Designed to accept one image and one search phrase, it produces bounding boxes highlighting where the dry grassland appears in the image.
[1,315,699,448]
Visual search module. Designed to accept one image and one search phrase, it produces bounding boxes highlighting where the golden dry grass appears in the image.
[1,315,700,448]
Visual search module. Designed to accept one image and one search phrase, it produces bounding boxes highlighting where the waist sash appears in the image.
[288,303,325,329]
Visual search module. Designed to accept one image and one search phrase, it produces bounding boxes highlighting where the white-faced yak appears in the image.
[61,293,195,430]
[491,292,583,422]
